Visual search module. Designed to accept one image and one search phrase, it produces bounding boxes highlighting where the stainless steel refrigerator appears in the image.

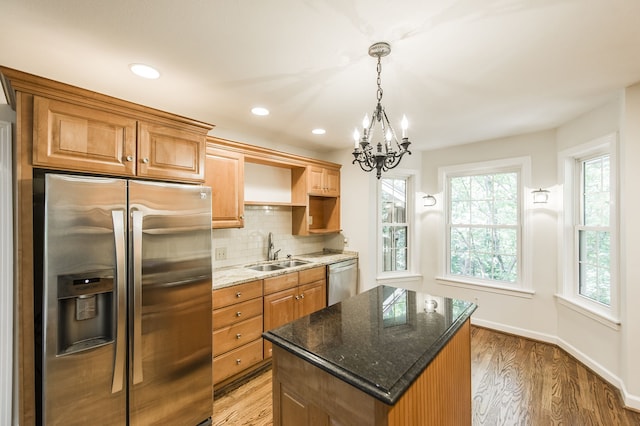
[34,172,213,425]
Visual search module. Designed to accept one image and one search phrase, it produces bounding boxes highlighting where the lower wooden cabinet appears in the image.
[212,267,327,388]
[212,280,263,387]
[263,267,327,359]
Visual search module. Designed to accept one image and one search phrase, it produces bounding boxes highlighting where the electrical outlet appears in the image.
[214,247,227,261]
[308,215,313,225]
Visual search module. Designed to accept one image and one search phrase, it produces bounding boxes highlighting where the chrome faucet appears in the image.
[267,232,280,261]
[267,232,274,261]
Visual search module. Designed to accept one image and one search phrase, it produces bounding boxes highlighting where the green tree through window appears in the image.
[449,172,519,283]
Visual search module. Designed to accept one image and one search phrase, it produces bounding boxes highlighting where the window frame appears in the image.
[439,157,533,294]
[376,170,418,278]
[558,133,619,325]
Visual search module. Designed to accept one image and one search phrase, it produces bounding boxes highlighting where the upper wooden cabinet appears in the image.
[33,96,138,176]
[1,67,212,183]
[137,122,206,182]
[204,145,245,228]
[32,96,207,182]
[308,165,340,197]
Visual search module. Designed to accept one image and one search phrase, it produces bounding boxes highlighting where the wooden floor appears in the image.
[213,326,640,426]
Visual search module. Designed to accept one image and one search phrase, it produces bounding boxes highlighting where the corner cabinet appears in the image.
[292,166,341,236]
[308,165,340,197]
[204,145,245,228]
[32,95,209,183]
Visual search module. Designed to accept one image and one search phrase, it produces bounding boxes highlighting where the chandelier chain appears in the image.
[376,56,383,103]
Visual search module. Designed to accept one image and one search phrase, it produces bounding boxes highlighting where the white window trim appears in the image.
[557,133,619,325]
[376,169,422,280]
[437,156,534,294]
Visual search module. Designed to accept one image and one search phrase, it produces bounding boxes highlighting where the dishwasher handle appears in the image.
[329,259,358,273]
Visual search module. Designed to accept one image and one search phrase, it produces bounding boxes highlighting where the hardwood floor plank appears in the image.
[213,327,640,426]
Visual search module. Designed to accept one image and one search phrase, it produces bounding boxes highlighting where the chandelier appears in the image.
[352,41,411,179]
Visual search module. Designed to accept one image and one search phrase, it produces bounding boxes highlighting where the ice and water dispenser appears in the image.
[56,270,115,355]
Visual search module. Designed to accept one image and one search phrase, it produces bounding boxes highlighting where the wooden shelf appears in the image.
[244,201,306,207]
[307,228,342,234]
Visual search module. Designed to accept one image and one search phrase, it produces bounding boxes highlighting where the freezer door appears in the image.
[128,180,213,425]
[41,174,127,425]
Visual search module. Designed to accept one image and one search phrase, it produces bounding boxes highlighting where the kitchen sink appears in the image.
[245,259,310,272]
[246,264,285,272]
[275,260,310,268]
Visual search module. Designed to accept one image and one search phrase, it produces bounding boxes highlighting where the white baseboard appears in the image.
[470,318,640,412]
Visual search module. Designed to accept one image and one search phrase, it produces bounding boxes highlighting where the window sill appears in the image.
[435,276,535,299]
[555,294,621,330]
[376,273,423,285]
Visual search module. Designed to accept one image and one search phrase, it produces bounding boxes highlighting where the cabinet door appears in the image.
[307,166,325,195]
[298,280,327,318]
[33,96,137,176]
[324,168,340,197]
[263,287,297,358]
[137,122,206,182]
[204,147,244,228]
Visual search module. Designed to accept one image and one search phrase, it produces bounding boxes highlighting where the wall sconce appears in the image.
[423,195,437,207]
[532,188,550,204]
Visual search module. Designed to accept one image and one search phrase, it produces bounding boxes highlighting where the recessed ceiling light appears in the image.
[312,128,326,135]
[251,107,269,116]
[129,63,160,79]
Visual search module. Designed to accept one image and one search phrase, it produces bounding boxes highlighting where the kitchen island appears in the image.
[263,285,477,426]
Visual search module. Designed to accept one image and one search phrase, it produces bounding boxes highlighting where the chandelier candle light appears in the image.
[352,41,411,179]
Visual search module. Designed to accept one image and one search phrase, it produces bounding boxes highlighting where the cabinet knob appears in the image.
[126,155,134,162]
[236,359,242,365]
[239,215,244,219]
[236,292,242,298]
[236,333,242,339]
[236,311,242,317]
[295,295,300,300]
[142,157,149,164]
[300,293,305,299]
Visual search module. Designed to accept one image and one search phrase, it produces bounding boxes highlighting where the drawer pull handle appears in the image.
[236,333,242,339]
[236,311,242,317]
[236,359,242,365]
[236,292,242,298]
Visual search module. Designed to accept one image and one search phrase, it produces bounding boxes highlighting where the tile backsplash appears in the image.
[212,205,327,268]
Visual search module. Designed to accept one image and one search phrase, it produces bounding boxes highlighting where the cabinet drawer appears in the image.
[213,298,262,329]
[213,315,263,356]
[264,272,298,295]
[213,339,263,384]
[212,280,262,309]
[299,266,325,284]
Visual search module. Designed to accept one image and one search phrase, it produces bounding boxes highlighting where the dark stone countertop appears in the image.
[262,285,477,405]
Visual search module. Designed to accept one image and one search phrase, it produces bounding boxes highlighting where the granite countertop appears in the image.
[212,250,358,289]
[262,285,477,405]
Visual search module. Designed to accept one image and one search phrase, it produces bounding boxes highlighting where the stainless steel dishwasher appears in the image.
[328,258,358,305]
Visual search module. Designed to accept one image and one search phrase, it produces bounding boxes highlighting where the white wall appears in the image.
[410,92,639,409]
[619,83,640,406]
[420,130,559,340]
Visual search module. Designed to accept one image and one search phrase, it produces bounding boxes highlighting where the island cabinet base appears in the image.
[271,319,472,426]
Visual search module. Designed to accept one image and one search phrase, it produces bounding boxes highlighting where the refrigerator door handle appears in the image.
[111,210,126,393]
[132,210,144,384]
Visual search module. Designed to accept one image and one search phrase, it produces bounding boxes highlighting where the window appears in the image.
[578,155,611,305]
[441,157,531,291]
[448,171,520,283]
[379,175,412,274]
[558,133,617,323]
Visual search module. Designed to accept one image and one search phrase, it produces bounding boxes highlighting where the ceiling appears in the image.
[2,0,640,153]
